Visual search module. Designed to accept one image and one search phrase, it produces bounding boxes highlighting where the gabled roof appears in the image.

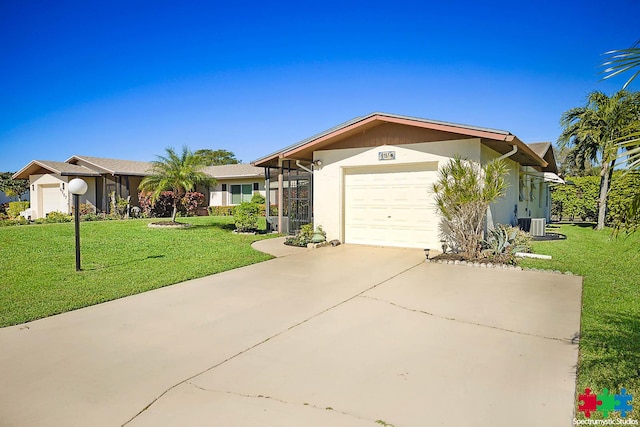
[526,142,558,174]
[13,160,101,179]
[14,155,265,181]
[253,112,548,170]
[203,164,264,179]
[66,156,153,176]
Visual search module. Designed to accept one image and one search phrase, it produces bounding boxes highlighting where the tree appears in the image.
[194,149,240,166]
[555,144,600,177]
[0,173,29,201]
[603,44,640,233]
[139,146,215,222]
[432,156,509,259]
[558,90,640,230]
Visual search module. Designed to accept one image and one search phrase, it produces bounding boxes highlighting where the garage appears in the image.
[40,184,62,216]
[343,163,438,248]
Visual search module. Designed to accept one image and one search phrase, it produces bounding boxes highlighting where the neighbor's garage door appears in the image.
[41,185,61,216]
[344,164,437,249]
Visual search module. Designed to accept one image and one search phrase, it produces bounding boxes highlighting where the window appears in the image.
[253,182,259,191]
[221,184,227,191]
[230,184,252,204]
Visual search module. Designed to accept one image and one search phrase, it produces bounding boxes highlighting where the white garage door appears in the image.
[41,185,61,216]
[344,164,438,249]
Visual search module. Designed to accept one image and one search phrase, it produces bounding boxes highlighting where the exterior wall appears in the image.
[480,145,551,227]
[519,167,550,221]
[480,144,519,228]
[209,178,266,206]
[313,139,481,244]
[27,174,97,218]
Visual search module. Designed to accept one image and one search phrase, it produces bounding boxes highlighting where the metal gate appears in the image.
[286,170,312,234]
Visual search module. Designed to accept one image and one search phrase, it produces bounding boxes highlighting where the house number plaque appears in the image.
[378,151,395,161]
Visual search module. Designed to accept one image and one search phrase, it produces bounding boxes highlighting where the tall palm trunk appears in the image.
[597,158,615,230]
[171,203,178,222]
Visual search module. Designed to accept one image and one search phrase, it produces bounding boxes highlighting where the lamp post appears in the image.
[68,178,88,271]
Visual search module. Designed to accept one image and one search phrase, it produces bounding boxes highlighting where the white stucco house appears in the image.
[13,156,269,219]
[254,112,560,249]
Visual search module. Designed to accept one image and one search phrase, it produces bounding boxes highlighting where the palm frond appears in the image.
[602,43,640,89]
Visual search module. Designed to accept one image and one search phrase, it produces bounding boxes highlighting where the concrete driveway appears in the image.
[0,243,582,427]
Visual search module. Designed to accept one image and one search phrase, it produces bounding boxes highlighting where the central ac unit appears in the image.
[530,218,546,237]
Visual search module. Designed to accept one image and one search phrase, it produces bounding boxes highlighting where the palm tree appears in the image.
[558,90,640,230]
[432,156,509,259]
[603,45,640,233]
[139,146,215,222]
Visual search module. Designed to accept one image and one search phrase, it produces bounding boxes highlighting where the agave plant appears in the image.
[482,225,529,256]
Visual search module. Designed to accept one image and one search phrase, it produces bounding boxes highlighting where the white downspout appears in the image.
[497,143,518,161]
[295,160,313,174]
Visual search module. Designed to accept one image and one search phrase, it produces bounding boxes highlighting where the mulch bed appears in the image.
[147,221,192,229]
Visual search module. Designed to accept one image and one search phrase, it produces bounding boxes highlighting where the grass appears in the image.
[520,224,640,420]
[0,216,278,327]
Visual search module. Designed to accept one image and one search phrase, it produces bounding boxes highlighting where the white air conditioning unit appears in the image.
[530,218,546,237]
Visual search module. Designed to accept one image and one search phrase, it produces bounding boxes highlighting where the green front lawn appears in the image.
[520,224,640,420]
[0,216,276,327]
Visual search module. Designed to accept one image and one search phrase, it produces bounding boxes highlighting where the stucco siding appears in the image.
[313,139,481,243]
[481,144,519,228]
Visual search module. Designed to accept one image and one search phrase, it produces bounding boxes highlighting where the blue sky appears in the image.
[1,0,638,172]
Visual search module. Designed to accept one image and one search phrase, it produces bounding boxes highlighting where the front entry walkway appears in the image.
[0,244,582,426]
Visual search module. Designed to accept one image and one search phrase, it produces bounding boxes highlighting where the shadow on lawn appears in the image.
[579,312,640,390]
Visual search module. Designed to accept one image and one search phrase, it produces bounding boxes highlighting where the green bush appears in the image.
[45,211,72,223]
[233,202,260,232]
[208,206,234,216]
[0,217,27,227]
[251,193,266,204]
[551,176,599,221]
[551,172,640,225]
[285,224,326,247]
[7,201,30,219]
[607,171,640,225]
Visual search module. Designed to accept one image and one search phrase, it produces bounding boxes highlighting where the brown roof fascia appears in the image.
[512,137,548,168]
[281,114,518,160]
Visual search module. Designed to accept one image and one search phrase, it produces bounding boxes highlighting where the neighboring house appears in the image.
[253,112,560,249]
[205,164,272,207]
[13,156,268,219]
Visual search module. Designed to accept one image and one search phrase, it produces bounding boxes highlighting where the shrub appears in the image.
[0,217,27,227]
[81,212,106,222]
[432,157,509,258]
[233,202,260,232]
[0,203,8,215]
[479,224,532,265]
[139,191,175,218]
[607,171,640,226]
[251,193,266,204]
[285,224,326,247]
[7,201,30,219]
[139,191,205,218]
[181,192,205,216]
[208,206,234,216]
[551,176,599,221]
[45,211,72,223]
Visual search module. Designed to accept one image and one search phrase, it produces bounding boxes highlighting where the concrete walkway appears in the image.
[0,244,582,427]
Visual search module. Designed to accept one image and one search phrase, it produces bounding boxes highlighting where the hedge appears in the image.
[7,201,30,219]
[551,172,640,224]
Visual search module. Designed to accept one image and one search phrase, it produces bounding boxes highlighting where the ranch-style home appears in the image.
[12,156,270,219]
[253,112,560,249]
